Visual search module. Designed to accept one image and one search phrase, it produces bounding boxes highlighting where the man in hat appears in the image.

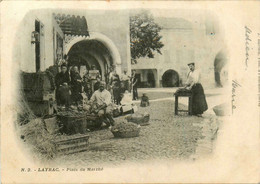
[90,81,115,127]
[183,62,208,117]
[120,69,131,92]
[89,65,101,92]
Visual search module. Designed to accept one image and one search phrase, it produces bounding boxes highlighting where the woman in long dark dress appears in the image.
[70,66,83,105]
[184,62,208,117]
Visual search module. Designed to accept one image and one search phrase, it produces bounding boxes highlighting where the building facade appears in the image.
[131,10,228,89]
[15,9,228,89]
[15,9,131,80]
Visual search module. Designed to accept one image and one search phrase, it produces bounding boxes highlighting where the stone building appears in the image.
[14,9,228,89]
[131,10,228,89]
[15,9,131,80]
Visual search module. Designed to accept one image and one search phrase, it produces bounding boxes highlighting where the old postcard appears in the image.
[1,1,259,183]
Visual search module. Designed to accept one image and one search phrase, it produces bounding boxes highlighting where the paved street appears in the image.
[51,88,224,167]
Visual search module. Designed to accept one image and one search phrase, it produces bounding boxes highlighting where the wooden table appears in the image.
[174,90,193,115]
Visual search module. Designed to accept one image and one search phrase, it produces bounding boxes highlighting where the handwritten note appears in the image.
[245,26,252,70]
[232,80,241,113]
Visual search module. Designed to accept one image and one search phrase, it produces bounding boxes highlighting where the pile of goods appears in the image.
[111,121,141,138]
[125,112,150,126]
[20,118,57,159]
[20,118,91,158]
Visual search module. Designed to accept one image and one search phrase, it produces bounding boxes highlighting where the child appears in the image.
[140,93,150,107]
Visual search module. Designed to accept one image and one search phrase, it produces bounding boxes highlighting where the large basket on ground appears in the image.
[86,115,102,129]
[111,122,140,138]
[126,113,150,126]
[57,113,87,135]
[213,103,230,116]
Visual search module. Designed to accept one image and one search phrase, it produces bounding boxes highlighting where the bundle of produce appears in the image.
[17,90,37,125]
[83,103,92,113]
[19,118,57,160]
[111,121,141,138]
[112,103,121,117]
[125,112,150,126]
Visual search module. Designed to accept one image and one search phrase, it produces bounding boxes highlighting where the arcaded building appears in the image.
[131,10,228,89]
[15,9,228,89]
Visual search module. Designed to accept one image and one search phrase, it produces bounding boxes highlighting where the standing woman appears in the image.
[184,62,208,117]
[70,66,83,105]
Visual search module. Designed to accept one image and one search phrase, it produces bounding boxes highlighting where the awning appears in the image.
[53,13,90,37]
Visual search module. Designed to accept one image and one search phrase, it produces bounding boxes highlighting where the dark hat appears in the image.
[187,62,195,66]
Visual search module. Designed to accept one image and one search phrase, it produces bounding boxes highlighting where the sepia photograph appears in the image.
[1,1,259,183]
[14,8,230,166]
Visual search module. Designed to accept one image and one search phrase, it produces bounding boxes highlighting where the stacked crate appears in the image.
[54,134,90,155]
[21,72,56,116]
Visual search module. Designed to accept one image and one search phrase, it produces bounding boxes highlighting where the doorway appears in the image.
[35,20,40,72]
[162,70,180,87]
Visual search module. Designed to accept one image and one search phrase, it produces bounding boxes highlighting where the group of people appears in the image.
[107,68,138,104]
[55,64,97,107]
[55,64,138,106]
[55,64,139,127]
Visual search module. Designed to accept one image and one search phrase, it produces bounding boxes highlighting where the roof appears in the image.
[53,13,89,37]
[154,17,193,30]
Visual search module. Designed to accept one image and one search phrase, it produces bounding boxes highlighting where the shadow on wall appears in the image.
[214,51,228,87]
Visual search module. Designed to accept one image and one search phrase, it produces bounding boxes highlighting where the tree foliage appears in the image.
[130,12,164,64]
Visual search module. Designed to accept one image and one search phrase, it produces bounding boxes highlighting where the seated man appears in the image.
[90,81,115,128]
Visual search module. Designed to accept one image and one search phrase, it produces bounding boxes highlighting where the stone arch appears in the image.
[65,32,121,73]
[214,51,228,87]
[162,69,180,87]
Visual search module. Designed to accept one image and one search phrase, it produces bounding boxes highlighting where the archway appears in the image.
[65,32,122,74]
[214,51,227,87]
[67,40,113,81]
[162,70,180,87]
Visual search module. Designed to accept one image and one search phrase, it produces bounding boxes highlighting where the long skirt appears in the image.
[191,83,208,115]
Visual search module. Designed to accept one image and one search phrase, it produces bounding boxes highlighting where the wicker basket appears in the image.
[86,115,102,129]
[57,115,87,135]
[111,127,140,138]
[111,122,141,138]
[126,113,150,126]
[213,103,230,116]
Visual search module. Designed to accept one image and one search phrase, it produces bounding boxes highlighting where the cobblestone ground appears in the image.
[52,100,221,167]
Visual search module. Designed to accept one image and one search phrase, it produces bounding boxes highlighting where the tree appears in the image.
[130,12,164,64]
